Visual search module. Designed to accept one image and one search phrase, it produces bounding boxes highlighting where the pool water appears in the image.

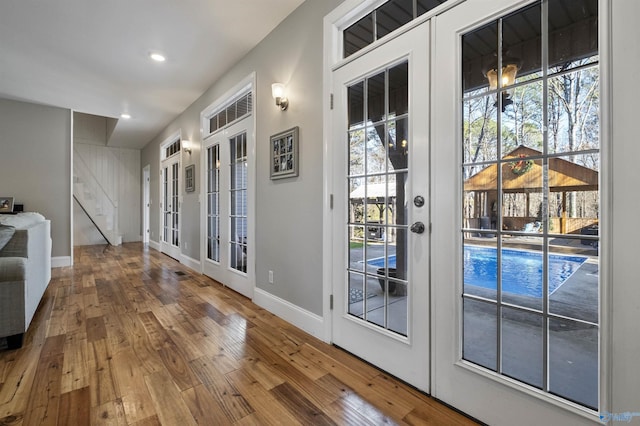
[463,245,587,297]
[366,247,587,298]
[367,255,396,268]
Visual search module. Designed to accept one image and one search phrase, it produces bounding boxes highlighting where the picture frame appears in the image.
[185,164,195,193]
[270,126,299,180]
[0,197,14,213]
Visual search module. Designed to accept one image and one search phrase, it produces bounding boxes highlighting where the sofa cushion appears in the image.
[0,257,26,281]
[0,225,16,251]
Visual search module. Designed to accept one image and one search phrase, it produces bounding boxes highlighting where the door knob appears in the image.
[410,222,425,234]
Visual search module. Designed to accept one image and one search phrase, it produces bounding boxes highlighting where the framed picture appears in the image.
[185,164,195,192]
[270,126,299,180]
[0,197,14,213]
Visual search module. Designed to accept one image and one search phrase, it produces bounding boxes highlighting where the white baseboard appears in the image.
[148,240,160,251]
[253,288,326,341]
[52,256,72,268]
[181,254,201,273]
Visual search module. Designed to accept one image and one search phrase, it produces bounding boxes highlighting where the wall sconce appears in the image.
[182,140,192,155]
[483,50,522,112]
[271,83,289,111]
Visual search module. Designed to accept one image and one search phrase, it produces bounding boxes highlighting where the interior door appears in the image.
[202,116,254,298]
[160,156,181,259]
[331,22,430,391]
[431,0,602,424]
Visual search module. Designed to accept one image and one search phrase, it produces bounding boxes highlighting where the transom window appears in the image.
[206,92,252,135]
[163,139,181,159]
[343,0,449,58]
[461,0,599,410]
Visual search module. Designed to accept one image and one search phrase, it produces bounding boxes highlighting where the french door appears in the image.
[331,23,430,391]
[202,116,254,298]
[160,156,181,259]
[431,0,602,424]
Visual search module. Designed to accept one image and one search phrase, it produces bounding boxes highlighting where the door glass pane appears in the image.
[230,133,248,273]
[207,145,220,262]
[549,317,598,409]
[346,61,409,337]
[502,308,543,388]
[463,298,497,371]
[461,0,599,409]
[163,166,169,243]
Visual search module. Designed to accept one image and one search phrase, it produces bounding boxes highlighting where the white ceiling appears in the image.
[0,0,305,149]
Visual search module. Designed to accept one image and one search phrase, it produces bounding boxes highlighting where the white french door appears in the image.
[431,0,602,424]
[160,156,181,259]
[331,23,430,391]
[202,116,254,298]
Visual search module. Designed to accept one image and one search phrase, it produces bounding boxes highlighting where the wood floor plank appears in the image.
[58,386,91,425]
[0,243,477,426]
[188,356,254,422]
[143,371,197,426]
[225,368,302,426]
[110,348,157,424]
[87,339,118,407]
[181,384,233,426]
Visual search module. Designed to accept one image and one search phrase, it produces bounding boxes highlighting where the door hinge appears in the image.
[330,194,334,209]
[330,294,334,310]
[330,93,334,110]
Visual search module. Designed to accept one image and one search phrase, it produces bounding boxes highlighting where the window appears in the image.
[207,92,252,135]
[164,139,181,159]
[461,0,599,409]
[343,0,449,58]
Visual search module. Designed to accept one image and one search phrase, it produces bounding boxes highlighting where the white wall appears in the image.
[74,144,141,243]
[73,112,141,244]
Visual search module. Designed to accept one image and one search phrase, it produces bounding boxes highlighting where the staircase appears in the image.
[73,147,122,246]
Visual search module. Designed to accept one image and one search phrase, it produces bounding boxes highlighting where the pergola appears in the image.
[463,145,599,233]
[349,182,396,240]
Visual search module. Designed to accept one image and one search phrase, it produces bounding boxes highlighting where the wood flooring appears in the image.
[0,243,477,425]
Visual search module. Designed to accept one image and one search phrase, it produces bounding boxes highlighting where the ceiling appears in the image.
[0,0,305,149]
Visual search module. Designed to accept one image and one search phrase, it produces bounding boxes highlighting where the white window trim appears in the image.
[159,130,182,254]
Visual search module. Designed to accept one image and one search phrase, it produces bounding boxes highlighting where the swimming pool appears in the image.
[366,255,396,268]
[463,245,587,297]
[366,247,587,298]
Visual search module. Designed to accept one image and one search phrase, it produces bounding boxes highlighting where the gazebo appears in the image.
[349,182,396,240]
[463,145,599,234]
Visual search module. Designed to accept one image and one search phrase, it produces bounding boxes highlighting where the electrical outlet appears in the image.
[184,241,188,250]
[268,270,274,284]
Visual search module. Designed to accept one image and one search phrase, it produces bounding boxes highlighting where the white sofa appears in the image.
[0,214,51,349]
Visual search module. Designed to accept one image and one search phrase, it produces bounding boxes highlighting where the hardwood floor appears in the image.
[0,243,477,425]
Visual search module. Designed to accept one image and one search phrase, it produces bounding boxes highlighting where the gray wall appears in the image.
[141,0,342,315]
[0,98,71,257]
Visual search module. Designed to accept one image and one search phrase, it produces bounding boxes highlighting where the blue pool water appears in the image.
[366,247,587,298]
[463,246,587,297]
[367,255,396,268]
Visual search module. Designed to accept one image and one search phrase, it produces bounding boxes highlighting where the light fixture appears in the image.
[271,83,289,111]
[182,140,192,155]
[149,52,166,62]
[120,113,131,119]
[483,50,522,112]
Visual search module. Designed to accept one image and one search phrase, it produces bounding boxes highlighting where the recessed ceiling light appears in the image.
[149,52,166,62]
[120,113,131,119]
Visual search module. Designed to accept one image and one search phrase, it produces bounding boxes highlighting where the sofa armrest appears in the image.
[0,230,27,258]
